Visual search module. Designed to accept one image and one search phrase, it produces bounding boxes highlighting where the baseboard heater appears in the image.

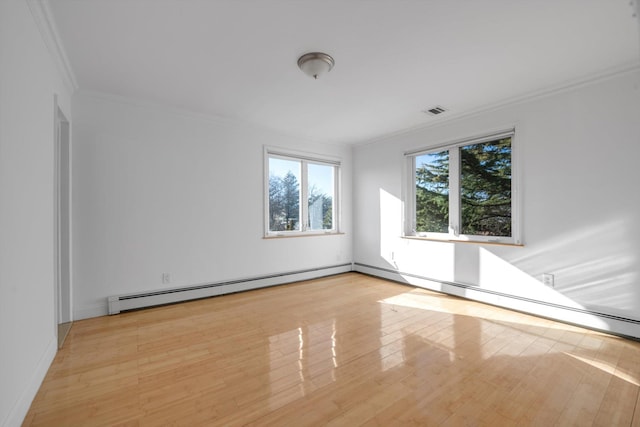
[108,263,353,315]
[353,262,640,340]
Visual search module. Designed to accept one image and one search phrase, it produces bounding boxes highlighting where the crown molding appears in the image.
[355,62,640,147]
[76,89,351,149]
[27,0,78,93]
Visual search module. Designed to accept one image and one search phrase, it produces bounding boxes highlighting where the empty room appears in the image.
[2,0,640,426]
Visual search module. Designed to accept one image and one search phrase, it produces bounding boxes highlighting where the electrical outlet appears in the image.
[542,273,554,288]
[162,273,171,284]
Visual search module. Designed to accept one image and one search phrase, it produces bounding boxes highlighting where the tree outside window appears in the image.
[266,151,339,236]
[409,130,519,244]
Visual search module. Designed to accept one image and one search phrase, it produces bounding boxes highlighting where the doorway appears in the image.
[54,100,72,348]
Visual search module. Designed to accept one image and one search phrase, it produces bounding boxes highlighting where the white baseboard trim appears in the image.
[3,337,57,427]
[107,263,354,315]
[354,262,640,340]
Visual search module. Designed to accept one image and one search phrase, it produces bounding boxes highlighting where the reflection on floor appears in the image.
[57,322,72,349]
[25,273,640,426]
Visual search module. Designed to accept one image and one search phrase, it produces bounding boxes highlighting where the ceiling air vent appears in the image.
[423,106,447,116]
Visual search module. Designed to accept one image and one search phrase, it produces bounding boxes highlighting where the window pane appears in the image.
[415,150,449,233]
[307,163,334,230]
[268,157,301,231]
[460,137,511,236]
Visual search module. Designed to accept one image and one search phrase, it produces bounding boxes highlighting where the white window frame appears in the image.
[264,146,341,237]
[404,128,521,245]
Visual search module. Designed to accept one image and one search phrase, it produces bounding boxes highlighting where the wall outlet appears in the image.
[542,273,554,288]
[162,273,171,284]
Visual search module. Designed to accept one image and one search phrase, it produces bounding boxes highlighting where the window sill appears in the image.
[402,235,524,247]
[264,232,345,239]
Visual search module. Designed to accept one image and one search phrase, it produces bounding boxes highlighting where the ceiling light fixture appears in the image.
[297,52,334,79]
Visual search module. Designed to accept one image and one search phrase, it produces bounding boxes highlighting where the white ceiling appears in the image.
[49,0,640,145]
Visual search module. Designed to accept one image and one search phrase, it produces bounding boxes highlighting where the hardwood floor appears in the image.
[24,273,640,426]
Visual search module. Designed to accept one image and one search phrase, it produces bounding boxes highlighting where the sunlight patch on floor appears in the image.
[564,352,639,386]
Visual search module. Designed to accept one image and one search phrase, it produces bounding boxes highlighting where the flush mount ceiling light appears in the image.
[297,52,334,79]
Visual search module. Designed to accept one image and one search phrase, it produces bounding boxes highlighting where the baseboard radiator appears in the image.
[353,262,640,340]
[108,263,353,315]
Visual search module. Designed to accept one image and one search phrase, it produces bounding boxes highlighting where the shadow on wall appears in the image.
[507,217,638,317]
[374,188,640,336]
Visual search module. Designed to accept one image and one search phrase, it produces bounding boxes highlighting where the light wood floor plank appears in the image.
[23,272,640,426]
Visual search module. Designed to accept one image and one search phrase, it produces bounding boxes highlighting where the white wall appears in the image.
[0,1,72,426]
[353,70,640,338]
[71,93,352,319]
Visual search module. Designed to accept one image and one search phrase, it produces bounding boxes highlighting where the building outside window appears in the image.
[265,148,340,236]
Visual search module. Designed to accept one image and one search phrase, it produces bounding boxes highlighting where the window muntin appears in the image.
[407,130,519,244]
[266,149,340,236]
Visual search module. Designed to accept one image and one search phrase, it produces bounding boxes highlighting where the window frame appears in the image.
[264,146,341,237]
[404,129,521,245]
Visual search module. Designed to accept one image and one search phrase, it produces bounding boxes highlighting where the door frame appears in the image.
[54,95,72,336]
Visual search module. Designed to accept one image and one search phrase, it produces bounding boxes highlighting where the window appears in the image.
[406,129,520,244]
[265,148,340,236]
